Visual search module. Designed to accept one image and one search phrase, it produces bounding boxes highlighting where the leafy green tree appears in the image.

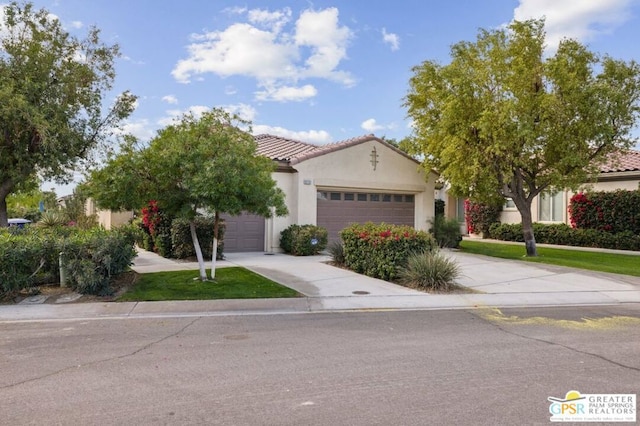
[7,186,56,220]
[0,2,135,227]
[88,109,288,281]
[405,19,640,256]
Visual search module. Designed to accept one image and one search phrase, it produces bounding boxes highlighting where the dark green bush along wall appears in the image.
[280,224,328,256]
[171,217,225,260]
[488,222,640,251]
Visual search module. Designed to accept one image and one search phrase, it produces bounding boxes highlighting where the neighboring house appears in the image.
[498,150,640,226]
[85,198,134,230]
[222,134,438,252]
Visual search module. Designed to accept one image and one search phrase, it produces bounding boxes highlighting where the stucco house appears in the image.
[222,134,438,252]
[499,150,640,226]
[443,150,640,231]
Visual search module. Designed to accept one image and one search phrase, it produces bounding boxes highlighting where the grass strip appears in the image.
[118,267,300,301]
[459,240,640,277]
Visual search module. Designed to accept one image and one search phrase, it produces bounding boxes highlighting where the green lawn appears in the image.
[459,240,640,277]
[118,267,300,301]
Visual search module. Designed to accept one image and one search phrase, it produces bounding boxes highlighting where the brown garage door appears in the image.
[221,212,265,252]
[317,191,415,244]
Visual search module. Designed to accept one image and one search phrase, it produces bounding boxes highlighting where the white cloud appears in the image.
[115,119,156,142]
[360,118,394,132]
[248,7,292,33]
[70,20,83,29]
[222,103,258,122]
[252,125,333,144]
[294,8,354,84]
[172,7,354,101]
[157,105,211,127]
[161,95,179,105]
[172,22,298,83]
[224,85,237,95]
[382,28,400,51]
[255,84,318,102]
[513,0,634,50]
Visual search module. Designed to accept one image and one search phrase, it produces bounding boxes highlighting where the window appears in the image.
[317,191,328,200]
[504,198,516,210]
[344,193,355,201]
[357,193,367,201]
[456,198,465,222]
[370,194,380,202]
[394,195,403,203]
[405,195,414,203]
[382,194,391,202]
[538,191,564,222]
[330,192,341,201]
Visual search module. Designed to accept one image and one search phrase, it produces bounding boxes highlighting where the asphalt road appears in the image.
[2,305,639,425]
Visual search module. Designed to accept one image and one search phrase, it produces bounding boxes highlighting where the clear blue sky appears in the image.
[16,0,640,194]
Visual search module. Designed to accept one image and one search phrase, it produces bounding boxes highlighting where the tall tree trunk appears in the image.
[209,211,220,281]
[0,179,14,228]
[518,203,538,257]
[190,220,208,281]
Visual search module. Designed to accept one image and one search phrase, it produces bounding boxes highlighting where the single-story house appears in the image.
[222,134,438,252]
[85,198,134,230]
[443,150,640,230]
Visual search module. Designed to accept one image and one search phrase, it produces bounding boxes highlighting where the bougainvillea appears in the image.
[141,200,161,236]
[569,190,640,234]
[464,200,501,235]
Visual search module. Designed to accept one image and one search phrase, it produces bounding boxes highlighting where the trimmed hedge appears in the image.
[0,226,137,296]
[171,217,225,260]
[280,224,328,256]
[569,190,640,234]
[340,222,437,281]
[488,222,640,251]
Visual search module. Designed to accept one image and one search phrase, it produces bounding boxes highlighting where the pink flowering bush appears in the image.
[340,222,436,280]
[464,200,501,236]
[569,190,640,234]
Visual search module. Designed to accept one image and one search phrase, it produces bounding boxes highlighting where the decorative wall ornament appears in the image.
[370,146,379,170]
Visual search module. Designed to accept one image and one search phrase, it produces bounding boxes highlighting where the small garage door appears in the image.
[317,191,415,244]
[221,212,265,252]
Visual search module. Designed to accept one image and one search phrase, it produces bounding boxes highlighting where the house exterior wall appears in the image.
[292,140,436,231]
[85,198,133,230]
[262,140,437,251]
[498,173,639,226]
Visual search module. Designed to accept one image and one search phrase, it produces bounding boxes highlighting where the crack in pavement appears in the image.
[1,317,201,390]
[469,310,640,373]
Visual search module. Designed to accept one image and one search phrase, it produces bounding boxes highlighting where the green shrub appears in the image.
[488,222,640,251]
[0,227,136,297]
[340,223,437,281]
[328,241,345,266]
[434,199,445,217]
[398,250,461,291]
[280,224,328,256]
[171,217,225,260]
[430,215,462,248]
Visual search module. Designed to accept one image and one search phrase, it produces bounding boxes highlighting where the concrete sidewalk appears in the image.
[1,248,639,321]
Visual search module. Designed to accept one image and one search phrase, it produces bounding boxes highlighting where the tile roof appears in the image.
[254,133,420,165]
[254,134,318,161]
[600,150,640,173]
